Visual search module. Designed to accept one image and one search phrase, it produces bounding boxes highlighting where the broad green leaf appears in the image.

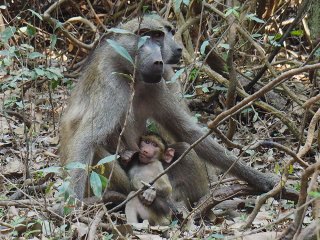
[54,21,63,31]
[97,154,119,166]
[173,0,183,13]
[167,68,185,83]
[107,39,134,65]
[309,191,320,198]
[28,9,43,20]
[138,36,150,49]
[108,28,133,34]
[0,50,12,57]
[209,233,225,239]
[26,25,37,36]
[202,87,209,93]
[0,26,16,43]
[46,67,63,78]
[274,33,282,41]
[98,174,109,189]
[90,171,102,198]
[16,101,23,109]
[251,33,262,38]
[65,162,87,170]
[34,67,45,76]
[37,166,61,173]
[142,5,149,13]
[183,94,195,99]
[28,52,44,59]
[288,164,294,174]
[241,108,253,114]
[182,0,190,5]
[252,111,259,122]
[219,43,230,50]
[290,29,304,37]
[246,13,265,23]
[57,181,70,195]
[200,40,209,55]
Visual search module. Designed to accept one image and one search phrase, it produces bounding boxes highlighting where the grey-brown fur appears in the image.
[60,15,277,208]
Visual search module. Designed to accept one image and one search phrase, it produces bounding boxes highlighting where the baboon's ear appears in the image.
[163,148,175,163]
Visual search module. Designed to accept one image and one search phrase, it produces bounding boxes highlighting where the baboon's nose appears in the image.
[154,60,163,66]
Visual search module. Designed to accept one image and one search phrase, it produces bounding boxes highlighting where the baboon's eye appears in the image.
[151,142,158,147]
[165,26,176,36]
[150,31,164,39]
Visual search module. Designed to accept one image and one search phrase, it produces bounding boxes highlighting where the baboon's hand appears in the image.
[140,188,156,205]
[120,150,137,166]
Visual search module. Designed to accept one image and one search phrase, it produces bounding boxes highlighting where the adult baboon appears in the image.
[60,15,277,207]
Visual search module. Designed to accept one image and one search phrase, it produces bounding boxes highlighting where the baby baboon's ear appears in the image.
[163,147,175,163]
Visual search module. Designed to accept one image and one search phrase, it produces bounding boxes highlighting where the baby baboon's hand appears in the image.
[140,188,156,205]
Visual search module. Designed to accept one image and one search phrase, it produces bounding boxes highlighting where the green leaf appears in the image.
[28,52,44,59]
[219,43,230,50]
[65,162,87,170]
[34,67,45,76]
[288,164,294,174]
[108,28,133,34]
[57,181,70,195]
[251,33,262,38]
[51,79,60,90]
[209,233,225,239]
[142,5,149,13]
[200,40,209,55]
[97,154,119,166]
[50,34,57,49]
[46,67,63,78]
[90,171,102,198]
[252,111,259,122]
[309,191,320,198]
[99,174,108,189]
[274,163,280,174]
[0,26,16,43]
[274,33,282,41]
[27,9,43,20]
[246,13,265,23]
[183,94,195,99]
[37,166,61,173]
[138,36,150,49]
[54,21,63,31]
[168,68,184,83]
[173,0,183,13]
[241,108,253,114]
[202,87,209,93]
[225,7,240,17]
[290,29,304,37]
[26,25,37,36]
[182,0,190,5]
[107,39,134,65]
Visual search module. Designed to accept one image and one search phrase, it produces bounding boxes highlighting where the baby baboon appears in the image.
[124,133,174,225]
[60,15,277,209]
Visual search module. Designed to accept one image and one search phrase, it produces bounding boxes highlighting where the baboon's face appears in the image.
[137,30,164,83]
[162,26,182,64]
